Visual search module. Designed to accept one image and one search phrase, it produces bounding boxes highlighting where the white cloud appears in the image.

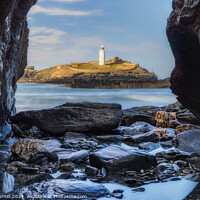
[28,26,174,78]
[28,26,102,67]
[29,5,102,16]
[30,27,66,46]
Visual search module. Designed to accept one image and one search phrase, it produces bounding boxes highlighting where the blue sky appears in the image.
[28,0,174,79]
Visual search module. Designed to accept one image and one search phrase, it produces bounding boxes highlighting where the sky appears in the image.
[27,0,174,79]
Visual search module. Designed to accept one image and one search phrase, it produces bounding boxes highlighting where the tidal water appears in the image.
[16,83,177,112]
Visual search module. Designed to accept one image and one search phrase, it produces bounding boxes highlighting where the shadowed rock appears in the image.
[12,179,110,200]
[177,130,200,154]
[0,0,37,134]
[167,0,200,121]
[10,102,122,135]
[89,145,157,172]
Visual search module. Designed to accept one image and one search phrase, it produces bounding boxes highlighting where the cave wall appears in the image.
[167,0,200,120]
[0,0,37,133]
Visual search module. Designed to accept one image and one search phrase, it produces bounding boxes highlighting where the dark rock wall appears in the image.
[0,0,37,132]
[167,0,200,120]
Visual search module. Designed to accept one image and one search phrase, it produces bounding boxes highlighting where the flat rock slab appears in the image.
[177,130,200,154]
[90,145,157,172]
[60,150,89,163]
[12,179,110,200]
[11,102,122,135]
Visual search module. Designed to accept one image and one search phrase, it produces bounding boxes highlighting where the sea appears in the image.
[15,83,177,112]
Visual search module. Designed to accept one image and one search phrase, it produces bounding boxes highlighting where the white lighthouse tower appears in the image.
[99,45,105,65]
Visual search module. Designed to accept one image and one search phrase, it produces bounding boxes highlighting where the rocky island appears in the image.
[19,57,170,89]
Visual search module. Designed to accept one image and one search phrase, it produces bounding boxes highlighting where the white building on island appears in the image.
[99,45,105,65]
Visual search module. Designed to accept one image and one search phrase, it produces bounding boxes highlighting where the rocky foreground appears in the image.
[0,102,199,199]
[18,57,170,89]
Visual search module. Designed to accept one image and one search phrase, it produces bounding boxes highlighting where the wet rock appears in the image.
[187,157,200,169]
[156,149,190,161]
[117,122,155,136]
[184,173,200,182]
[0,123,12,144]
[11,102,122,135]
[11,124,25,138]
[111,192,123,199]
[160,140,173,148]
[7,161,26,173]
[95,135,123,143]
[152,128,175,138]
[29,152,58,164]
[60,143,73,149]
[90,145,157,172]
[174,160,188,168]
[175,124,200,135]
[138,142,161,151]
[113,189,124,193]
[132,187,145,193]
[160,132,176,142]
[128,132,159,143]
[59,163,75,172]
[156,163,180,180]
[26,174,53,185]
[60,150,89,163]
[130,122,156,134]
[13,179,110,199]
[75,174,87,181]
[57,173,71,179]
[85,166,98,176]
[177,112,200,125]
[122,106,164,126]
[21,167,40,174]
[11,139,47,160]
[177,130,200,154]
[24,128,42,138]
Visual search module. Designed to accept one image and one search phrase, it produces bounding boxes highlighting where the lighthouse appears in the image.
[99,45,105,65]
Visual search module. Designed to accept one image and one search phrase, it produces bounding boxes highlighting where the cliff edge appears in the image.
[0,0,36,133]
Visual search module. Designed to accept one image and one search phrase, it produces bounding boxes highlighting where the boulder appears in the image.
[177,112,200,125]
[156,163,180,180]
[167,0,200,121]
[10,102,122,135]
[95,135,124,143]
[11,139,47,160]
[59,163,75,172]
[175,124,200,135]
[12,179,110,200]
[138,142,161,151]
[85,166,98,176]
[122,106,164,126]
[177,130,200,154]
[60,150,89,164]
[7,161,26,173]
[117,122,155,136]
[89,145,157,172]
[127,132,159,143]
[155,111,176,128]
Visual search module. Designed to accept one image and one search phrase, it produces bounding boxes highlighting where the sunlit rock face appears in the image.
[0,0,37,133]
[167,0,200,121]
